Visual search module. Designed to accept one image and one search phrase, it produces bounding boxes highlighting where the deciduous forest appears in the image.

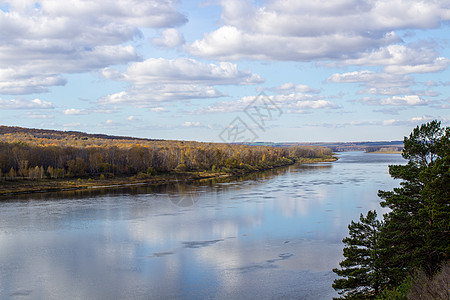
[0,126,334,182]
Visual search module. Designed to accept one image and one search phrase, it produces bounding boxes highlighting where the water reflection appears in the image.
[0,152,405,299]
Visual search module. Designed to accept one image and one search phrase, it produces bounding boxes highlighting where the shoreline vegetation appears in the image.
[0,126,336,196]
[0,157,336,196]
[365,145,403,154]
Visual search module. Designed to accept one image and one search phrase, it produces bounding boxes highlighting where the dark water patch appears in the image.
[266,253,294,263]
[10,290,33,297]
[236,263,278,273]
[236,253,294,273]
[148,251,174,258]
[182,239,224,249]
[154,212,183,217]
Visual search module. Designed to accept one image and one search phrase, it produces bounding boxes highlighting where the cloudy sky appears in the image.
[1,0,449,142]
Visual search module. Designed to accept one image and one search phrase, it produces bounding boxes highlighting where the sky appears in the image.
[0,0,449,143]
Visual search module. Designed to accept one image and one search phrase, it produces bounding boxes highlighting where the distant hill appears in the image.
[0,125,402,152]
[0,125,161,142]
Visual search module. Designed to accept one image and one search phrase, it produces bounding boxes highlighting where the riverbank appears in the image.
[0,157,336,196]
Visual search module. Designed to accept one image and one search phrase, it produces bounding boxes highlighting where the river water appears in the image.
[0,152,405,299]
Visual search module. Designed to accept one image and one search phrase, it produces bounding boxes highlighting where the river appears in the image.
[0,152,405,299]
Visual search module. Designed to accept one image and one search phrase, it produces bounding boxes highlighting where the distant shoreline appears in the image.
[366,150,403,154]
[0,157,337,197]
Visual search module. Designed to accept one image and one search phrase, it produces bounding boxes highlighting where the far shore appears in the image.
[0,157,337,197]
[366,150,403,154]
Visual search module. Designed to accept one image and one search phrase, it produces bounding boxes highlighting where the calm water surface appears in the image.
[0,152,405,299]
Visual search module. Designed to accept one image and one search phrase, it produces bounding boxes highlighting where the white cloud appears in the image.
[187,25,399,61]
[149,107,169,112]
[0,98,54,109]
[99,84,225,107]
[331,45,449,74]
[99,57,263,105]
[327,70,413,88]
[182,121,201,127]
[26,112,54,119]
[186,0,450,61]
[327,69,443,97]
[382,115,442,126]
[308,115,446,128]
[276,93,340,113]
[356,95,428,106]
[381,95,428,106]
[358,87,414,96]
[0,0,187,95]
[326,70,423,96]
[195,93,338,114]
[152,28,185,48]
[104,58,264,85]
[271,82,321,94]
[63,108,87,115]
[384,57,449,74]
[0,69,67,94]
[63,107,114,115]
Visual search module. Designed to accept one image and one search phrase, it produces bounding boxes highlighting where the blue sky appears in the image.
[0,0,449,142]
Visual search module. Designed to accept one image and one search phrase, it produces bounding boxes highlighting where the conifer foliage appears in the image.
[333,120,450,299]
[332,211,382,299]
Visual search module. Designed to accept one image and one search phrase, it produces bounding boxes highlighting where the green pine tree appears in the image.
[378,120,450,283]
[333,210,382,299]
[333,121,450,298]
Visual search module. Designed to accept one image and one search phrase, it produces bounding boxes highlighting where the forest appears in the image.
[333,121,449,299]
[0,126,334,182]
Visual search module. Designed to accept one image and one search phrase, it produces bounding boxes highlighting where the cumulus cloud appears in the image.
[26,112,54,119]
[356,95,428,106]
[0,69,67,95]
[194,93,339,114]
[186,25,399,61]
[327,69,444,97]
[182,121,201,127]
[329,44,449,74]
[99,57,263,105]
[152,28,185,48]
[271,82,321,94]
[0,98,54,109]
[382,115,444,126]
[186,0,450,61]
[63,108,88,115]
[103,58,264,85]
[149,107,169,112]
[309,115,446,129]
[99,84,225,107]
[0,0,187,95]
[327,70,413,87]
[326,70,426,96]
[62,107,114,115]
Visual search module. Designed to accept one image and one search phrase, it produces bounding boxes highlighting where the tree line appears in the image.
[333,120,449,299]
[0,127,334,180]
